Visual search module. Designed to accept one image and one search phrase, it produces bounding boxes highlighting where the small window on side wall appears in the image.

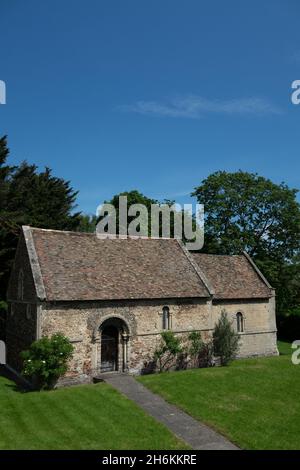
[162,306,170,330]
[237,312,244,333]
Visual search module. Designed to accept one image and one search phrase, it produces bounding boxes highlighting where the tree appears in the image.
[212,311,239,366]
[192,171,300,315]
[101,190,158,236]
[0,136,13,215]
[100,189,196,240]
[21,333,74,390]
[192,171,300,260]
[0,136,16,307]
[0,137,81,303]
[76,214,98,233]
[6,162,80,230]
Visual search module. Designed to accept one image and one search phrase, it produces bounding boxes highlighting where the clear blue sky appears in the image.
[1,0,300,214]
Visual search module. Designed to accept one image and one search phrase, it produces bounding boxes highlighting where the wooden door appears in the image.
[101,326,118,372]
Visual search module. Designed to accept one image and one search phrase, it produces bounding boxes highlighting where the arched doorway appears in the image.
[99,317,130,373]
[101,325,119,372]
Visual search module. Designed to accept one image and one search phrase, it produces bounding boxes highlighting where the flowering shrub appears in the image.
[21,333,74,390]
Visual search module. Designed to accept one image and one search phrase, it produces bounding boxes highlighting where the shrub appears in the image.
[213,310,239,366]
[198,341,214,368]
[154,331,182,372]
[187,331,204,367]
[21,333,74,390]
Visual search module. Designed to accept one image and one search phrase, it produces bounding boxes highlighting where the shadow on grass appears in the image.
[0,365,32,393]
[4,382,29,393]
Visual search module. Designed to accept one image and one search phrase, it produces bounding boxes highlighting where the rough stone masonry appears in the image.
[6,226,278,385]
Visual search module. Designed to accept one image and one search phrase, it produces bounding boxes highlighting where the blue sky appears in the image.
[1,0,300,214]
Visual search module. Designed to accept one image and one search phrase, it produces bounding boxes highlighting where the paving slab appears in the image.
[101,373,239,450]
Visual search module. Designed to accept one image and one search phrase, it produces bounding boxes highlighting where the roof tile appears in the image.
[191,253,271,299]
[30,228,210,301]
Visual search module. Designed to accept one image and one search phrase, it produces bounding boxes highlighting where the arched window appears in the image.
[162,306,170,330]
[237,312,244,333]
[18,270,24,300]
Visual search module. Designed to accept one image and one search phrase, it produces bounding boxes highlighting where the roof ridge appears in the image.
[28,226,178,241]
[28,226,96,236]
[195,253,243,258]
[176,240,215,297]
[242,251,273,290]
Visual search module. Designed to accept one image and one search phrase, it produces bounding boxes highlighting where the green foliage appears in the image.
[187,331,204,367]
[102,190,157,236]
[255,256,300,315]
[188,331,203,355]
[0,136,15,303]
[192,170,300,260]
[76,214,98,233]
[192,171,300,317]
[21,333,74,390]
[187,331,214,368]
[0,300,7,312]
[102,189,196,239]
[212,311,239,366]
[0,136,81,303]
[154,331,182,372]
[6,162,80,230]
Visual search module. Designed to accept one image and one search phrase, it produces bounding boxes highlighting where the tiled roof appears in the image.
[191,253,272,299]
[28,228,210,301]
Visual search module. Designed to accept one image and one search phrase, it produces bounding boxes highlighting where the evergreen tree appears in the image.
[213,311,240,366]
[0,136,81,304]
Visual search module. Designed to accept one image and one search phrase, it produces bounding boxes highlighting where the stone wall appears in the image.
[211,295,278,357]
[39,295,278,383]
[6,302,37,371]
[40,298,211,381]
[5,231,39,371]
[4,229,279,383]
[7,232,37,303]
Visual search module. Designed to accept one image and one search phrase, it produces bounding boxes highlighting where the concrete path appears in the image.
[101,373,238,450]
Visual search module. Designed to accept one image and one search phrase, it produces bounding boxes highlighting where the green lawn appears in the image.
[277,340,293,355]
[0,376,187,450]
[139,341,300,450]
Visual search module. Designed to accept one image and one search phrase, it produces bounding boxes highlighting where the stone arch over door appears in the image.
[96,317,130,373]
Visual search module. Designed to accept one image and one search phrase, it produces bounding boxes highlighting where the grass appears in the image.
[0,377,187,450]
[138,341,300,450]
[277,339,293,355]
